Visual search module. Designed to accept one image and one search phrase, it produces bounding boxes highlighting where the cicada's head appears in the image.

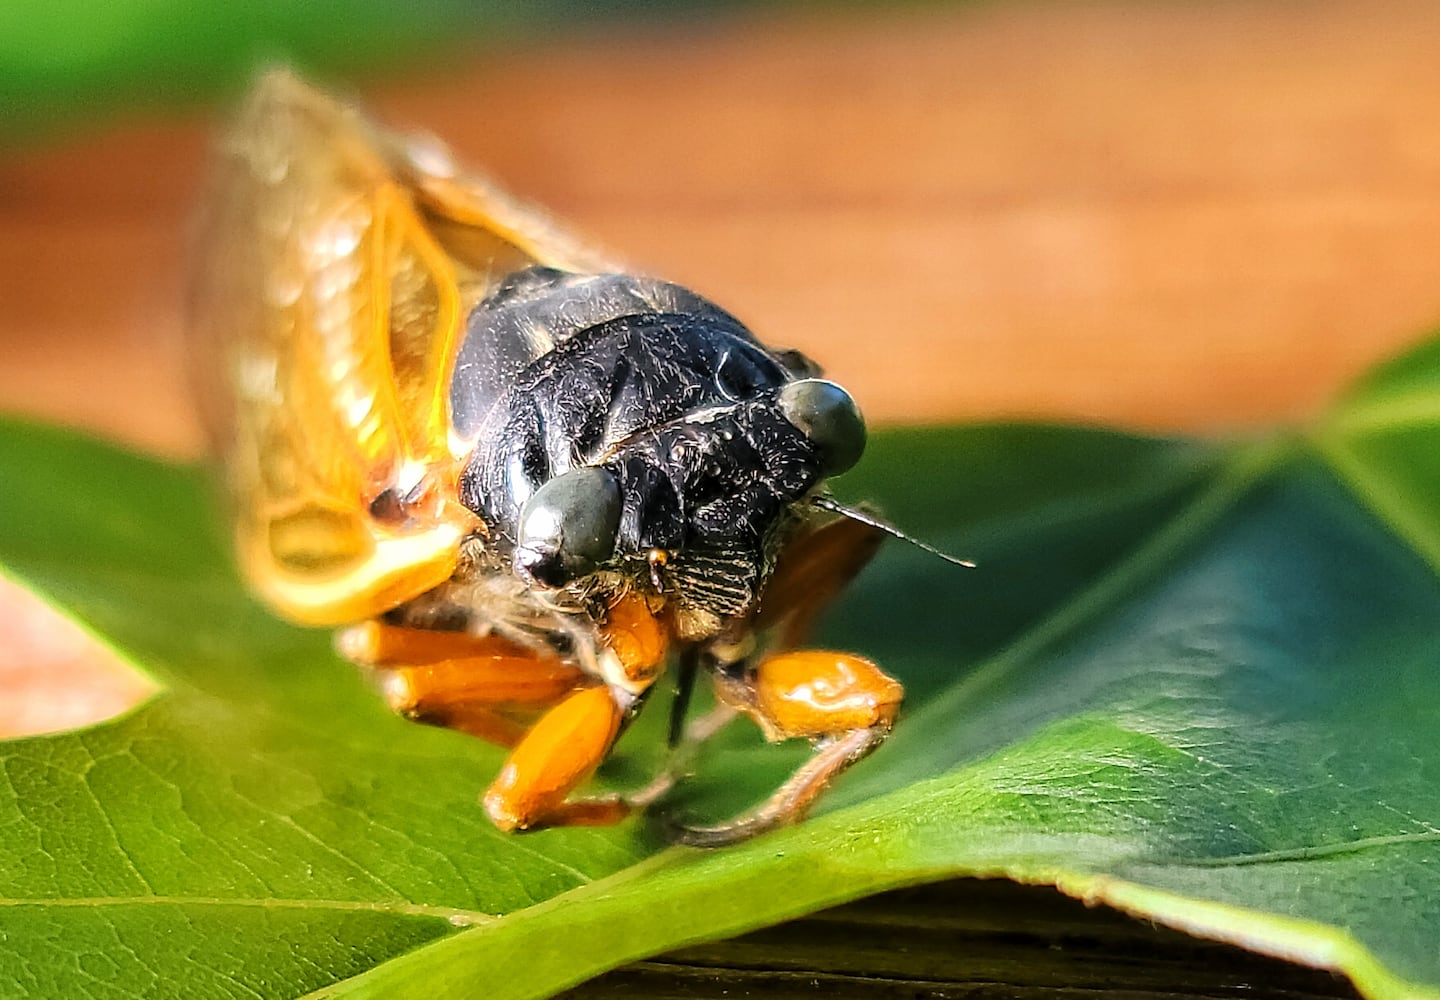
[453,269,867,631]
[509,375,865,584]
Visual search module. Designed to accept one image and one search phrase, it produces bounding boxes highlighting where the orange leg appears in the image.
[671,513,883,746]
[655,514,894,844]
[482,684,637,831]
[341,596,675,832]
[337,620,586,747]
[675,649,903,847]
[483,592,673,831]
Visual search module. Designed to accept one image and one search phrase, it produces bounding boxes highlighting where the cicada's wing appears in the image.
[191,70,618,625]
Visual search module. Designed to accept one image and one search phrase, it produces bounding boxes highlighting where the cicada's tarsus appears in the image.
[193,70,917,845]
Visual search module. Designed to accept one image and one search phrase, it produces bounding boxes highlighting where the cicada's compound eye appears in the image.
[513,466,622,588]
[778,378,867,476]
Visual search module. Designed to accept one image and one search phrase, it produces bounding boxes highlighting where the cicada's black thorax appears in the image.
[451,268,831,616]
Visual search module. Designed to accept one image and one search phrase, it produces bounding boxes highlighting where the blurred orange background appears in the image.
[4,0,1440,461]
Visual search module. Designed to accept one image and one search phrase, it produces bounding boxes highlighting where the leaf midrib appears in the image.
[1310,429,1440,578]
[1324,391,1440,435]
[908,433,1292,731]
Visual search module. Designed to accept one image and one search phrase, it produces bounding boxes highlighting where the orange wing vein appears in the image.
[190,70,618,625]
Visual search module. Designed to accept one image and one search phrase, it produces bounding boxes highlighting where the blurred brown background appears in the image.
[4,0,1440,459]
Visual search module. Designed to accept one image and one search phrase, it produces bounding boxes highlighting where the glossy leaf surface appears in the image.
[2,336,1439,998]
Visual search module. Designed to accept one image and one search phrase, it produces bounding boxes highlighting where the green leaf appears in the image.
[3,336,1440,998]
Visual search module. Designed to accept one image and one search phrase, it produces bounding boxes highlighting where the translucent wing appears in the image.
[191,70,618,625]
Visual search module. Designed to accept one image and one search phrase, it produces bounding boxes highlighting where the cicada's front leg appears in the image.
[674,515,902,847]
[346,592,670,831]
[675,650,902,847]
[481,684,635,830]
[481,591,672,831]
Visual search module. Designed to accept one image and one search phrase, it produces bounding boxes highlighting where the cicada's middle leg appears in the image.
[337,619,586,748]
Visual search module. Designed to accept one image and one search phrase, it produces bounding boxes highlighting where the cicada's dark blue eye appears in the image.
[778,378,866,476]
[512,466,622,588]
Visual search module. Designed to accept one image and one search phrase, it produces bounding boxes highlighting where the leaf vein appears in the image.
[75,735,157,896]
[0,894,494,923]
[1165,830,1440,867]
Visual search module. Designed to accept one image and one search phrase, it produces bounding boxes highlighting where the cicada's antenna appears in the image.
[810,496,976,568]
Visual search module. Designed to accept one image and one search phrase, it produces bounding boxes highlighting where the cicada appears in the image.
[192,70,931,845]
